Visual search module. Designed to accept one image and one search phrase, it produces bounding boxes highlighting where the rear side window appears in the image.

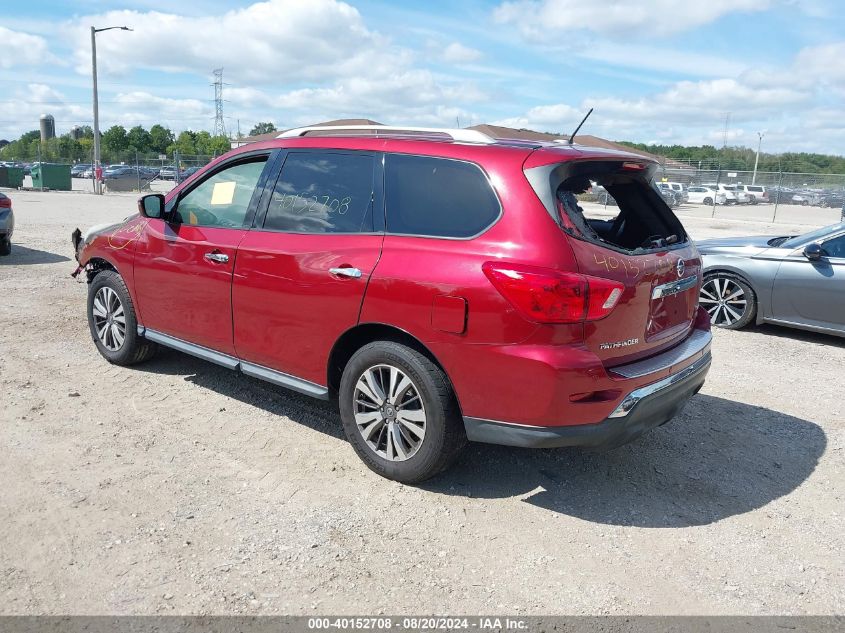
[264,152,375,233]
[385,154,500,238]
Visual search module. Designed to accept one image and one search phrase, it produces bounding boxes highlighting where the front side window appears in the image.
[264,152,375,233]
[384,154,500,238]
[174,158,266,228]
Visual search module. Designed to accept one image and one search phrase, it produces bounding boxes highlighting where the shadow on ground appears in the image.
[0,244,71,265]
[136,349,825,529]
[748,323,845,348]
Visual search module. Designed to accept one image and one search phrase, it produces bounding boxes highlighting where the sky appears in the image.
[1,0,843,154]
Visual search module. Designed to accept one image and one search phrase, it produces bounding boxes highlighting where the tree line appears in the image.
[617,142,845,174]
[0,124,234,164]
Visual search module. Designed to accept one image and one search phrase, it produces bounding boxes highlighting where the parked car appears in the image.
[72,124,711,483]
[737,185,768,204]
[722,185,751,204]
[655,182,681,207]
[820,192,845,208]
[687,186,727,206]
[702,183,739,204]
[0,192,14,256]
[663,181,689,203]
[697,222,845,336]
[71,164,91,177]
[158,165,185,180]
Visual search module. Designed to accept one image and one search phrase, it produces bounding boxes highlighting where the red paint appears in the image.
[78,132,709,430]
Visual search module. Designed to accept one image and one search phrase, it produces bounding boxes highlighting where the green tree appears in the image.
[249,121,276,136]
[126,125,152,153]
[149,124,174,154]
[102,125,128,157]
[169,130,197,156]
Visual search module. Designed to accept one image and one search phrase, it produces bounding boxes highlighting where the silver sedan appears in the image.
[697,222,845,337]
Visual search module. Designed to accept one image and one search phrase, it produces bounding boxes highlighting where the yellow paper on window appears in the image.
[210,181,236,205]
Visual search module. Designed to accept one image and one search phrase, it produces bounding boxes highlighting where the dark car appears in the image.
[820,192,845,208]
[73,124,710,483]
[0,192,14,255]
[71,164,91,177]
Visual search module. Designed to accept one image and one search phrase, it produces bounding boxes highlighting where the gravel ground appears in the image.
[0,190,843,615]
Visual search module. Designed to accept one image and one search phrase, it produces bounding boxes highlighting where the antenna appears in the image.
[722,112,731,148]
[212,68,226,137]
[566,108,593,145]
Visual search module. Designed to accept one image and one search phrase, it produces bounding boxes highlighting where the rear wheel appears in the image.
[0,236,10,256]
[339,341,465,483]
[748,195,758,205]
[700,274,757,329]
[87,270,157,365]
[703,197,713,206]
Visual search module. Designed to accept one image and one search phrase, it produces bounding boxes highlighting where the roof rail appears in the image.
[277,125,496,145]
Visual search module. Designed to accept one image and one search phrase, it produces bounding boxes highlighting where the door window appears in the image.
[384,154,500,238]
[821,235,845,258]
[264,152,375,233]
[174,158,266,227]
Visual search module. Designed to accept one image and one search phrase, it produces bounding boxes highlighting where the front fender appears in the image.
[701,254,776,322]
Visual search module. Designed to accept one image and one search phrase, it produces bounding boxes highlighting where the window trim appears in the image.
[166,149,278,229]
[382,152,503,241]
[253,148,385,236]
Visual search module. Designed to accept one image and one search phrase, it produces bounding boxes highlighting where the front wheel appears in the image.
[339,341,466,483]
[87,270,157,365]
[703,197,713,206]
[700,274,757,329]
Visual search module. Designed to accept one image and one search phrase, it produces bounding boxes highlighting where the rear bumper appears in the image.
[463,351,710,449]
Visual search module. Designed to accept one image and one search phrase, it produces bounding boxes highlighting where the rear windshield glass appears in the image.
[549,163,687,253]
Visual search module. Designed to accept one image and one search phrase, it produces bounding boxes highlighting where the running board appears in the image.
[138,327,329,400]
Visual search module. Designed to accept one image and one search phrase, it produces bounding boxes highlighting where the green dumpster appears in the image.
[31,163,72,191]
[0,166,24,188]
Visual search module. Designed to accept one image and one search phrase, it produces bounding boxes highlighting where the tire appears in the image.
[802,200,809,206]
[700,273,757,330]
[87,270,157,365]
[703,197,713,206]
[748,195,758,205]
[339,341,466,483]
[0,237,10,256]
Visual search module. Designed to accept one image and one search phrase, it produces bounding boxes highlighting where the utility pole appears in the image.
[722,112,731,148]
[212,68,226,137]
[91,25,132,195]
[752,132,764,185]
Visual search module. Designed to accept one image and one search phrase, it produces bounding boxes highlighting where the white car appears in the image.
[688,186,728,205]
[723,185,752,204]
[702,183,742,204]
[738,185,768,204]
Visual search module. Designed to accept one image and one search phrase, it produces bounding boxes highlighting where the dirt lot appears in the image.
[1,190,843,615]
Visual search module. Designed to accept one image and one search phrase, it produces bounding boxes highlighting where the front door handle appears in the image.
[204,252,229,264]
[329,266,362,279]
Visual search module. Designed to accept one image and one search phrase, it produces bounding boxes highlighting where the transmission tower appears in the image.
[212,68,226,137]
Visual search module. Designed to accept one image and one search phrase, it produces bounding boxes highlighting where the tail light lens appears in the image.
[482,262,624,324]
[0,197,10,208]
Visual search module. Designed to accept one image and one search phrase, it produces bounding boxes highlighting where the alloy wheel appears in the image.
[700,277,747,326]
[92,286,126,351]
[353,364,426,462]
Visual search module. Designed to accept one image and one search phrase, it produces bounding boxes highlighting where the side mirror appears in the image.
[803,243,824,261]
[138,194,165,219]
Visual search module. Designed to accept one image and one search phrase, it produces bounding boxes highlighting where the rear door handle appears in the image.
[204,252,229,264]
[329,267,362,278]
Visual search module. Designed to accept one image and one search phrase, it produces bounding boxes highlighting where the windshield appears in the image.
[781,222,845,248]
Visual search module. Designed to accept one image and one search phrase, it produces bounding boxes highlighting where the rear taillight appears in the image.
[482,262,624,324]
[0,197,10,208]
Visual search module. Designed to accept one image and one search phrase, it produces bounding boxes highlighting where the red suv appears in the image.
[72,125,711,483]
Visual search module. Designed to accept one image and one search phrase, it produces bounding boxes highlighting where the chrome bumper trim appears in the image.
[611,329,711,379]
[608,352,711,418]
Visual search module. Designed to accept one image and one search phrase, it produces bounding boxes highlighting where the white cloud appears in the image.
[66,0,408,84]
[441,42,483,64]
[0,27,52,68]
[493,0,772,38]
[0,84,90,140]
